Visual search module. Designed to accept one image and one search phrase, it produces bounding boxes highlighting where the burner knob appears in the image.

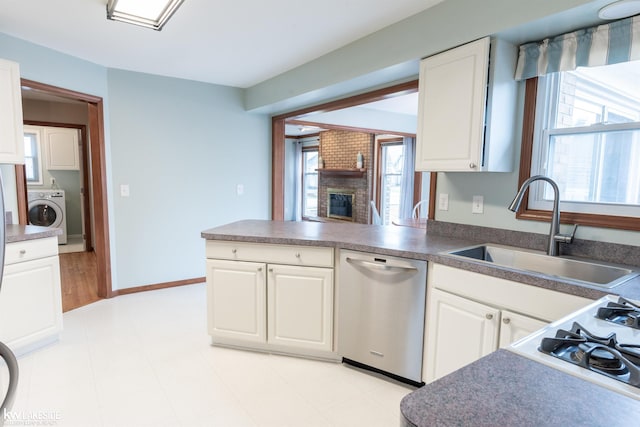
[485,314,493,320]
[503,318,511,324]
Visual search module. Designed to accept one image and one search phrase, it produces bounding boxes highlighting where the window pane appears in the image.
[547,129,640,205]
[302,150,318,217]
[380,144,404,224]
[23,133,40,182]
[532,61,640,218]
[553,63,640,129]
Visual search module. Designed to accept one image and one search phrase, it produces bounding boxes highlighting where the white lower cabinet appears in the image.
[267,264,333,352]
[498,309,547,349]
[427,289,499,381]
[0,237,63,356]
[423,263,591,383]
[206,241,334,358]
[206,259,266,343]
[426,289,547,381]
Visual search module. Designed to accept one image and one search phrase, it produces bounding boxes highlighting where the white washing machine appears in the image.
[27,190,67,244]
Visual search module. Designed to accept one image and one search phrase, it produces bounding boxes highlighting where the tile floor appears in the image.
[2,283,415,427]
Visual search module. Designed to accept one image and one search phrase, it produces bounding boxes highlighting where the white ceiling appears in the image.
[0,0,445,88]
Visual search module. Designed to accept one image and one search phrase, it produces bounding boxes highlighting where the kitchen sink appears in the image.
[446,244,639,289]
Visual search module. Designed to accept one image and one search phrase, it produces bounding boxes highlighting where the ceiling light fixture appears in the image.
[598,0,640,20]
[106,0,185,31]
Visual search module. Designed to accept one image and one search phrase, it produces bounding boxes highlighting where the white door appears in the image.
[498,310,547,348]
[267,264,333,352]
[206,259,266,343]
[416,38,489,171]
[425,289,499,382]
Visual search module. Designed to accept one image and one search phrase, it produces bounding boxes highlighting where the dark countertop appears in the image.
[400,350,640,427]
[203,220,640,422]
[201,219,640,301]
[6,224,62,243]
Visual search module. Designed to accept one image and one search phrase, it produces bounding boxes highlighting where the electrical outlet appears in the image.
[438,193,449,211]
[472,195,484,214]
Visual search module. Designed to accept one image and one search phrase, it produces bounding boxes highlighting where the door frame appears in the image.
[18,79,112,298]
[22,121,92,252]
[271,80,436,220]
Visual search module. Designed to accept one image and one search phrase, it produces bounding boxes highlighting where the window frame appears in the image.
[23,126,43,185]
[516,77,640,231]
[301,146,319,220]
[377,139,403,225]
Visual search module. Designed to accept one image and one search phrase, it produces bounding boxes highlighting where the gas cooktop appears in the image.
[509,295,640,401]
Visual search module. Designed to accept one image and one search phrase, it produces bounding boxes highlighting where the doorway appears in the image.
[18,79,112,310]
[271,80,437,222]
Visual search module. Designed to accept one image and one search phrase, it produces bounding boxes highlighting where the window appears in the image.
[24,128,43,185]
[520,61,640,230]
[302,148,318,218]
[379,142,403,225]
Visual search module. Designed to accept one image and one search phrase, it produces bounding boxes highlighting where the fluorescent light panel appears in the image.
[106,0,185,30]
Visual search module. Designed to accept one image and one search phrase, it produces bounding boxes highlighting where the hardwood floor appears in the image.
[59,251,101,312]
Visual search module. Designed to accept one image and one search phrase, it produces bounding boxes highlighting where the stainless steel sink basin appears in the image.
[446,244,639,289]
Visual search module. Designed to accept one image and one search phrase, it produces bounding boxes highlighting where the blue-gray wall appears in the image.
[107,69,269,287]
[0,33,270,290]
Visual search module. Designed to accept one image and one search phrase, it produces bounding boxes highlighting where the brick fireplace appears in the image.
[318,130,373,224]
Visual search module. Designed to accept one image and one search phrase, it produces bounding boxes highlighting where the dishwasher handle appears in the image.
[345,257,418,272]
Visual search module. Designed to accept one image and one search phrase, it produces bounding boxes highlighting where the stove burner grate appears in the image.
[539,322,640,388]
[596,297,640,330]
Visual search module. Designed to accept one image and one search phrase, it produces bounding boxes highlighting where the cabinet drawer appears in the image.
[5,237,58,265]
[206,241,333,268]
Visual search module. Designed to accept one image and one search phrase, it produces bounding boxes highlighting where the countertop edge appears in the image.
[201,220,640,300]
[6,224,62,243]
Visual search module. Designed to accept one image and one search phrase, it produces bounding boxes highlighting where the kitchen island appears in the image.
[202,220,640,422]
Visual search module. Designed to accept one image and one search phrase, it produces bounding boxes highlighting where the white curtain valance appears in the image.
[515,15,640,80]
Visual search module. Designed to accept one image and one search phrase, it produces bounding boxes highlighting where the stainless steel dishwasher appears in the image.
[338,250,427,385]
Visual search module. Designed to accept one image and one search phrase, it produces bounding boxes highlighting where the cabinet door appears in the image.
[498,310,547,349]
[0,58,25,164]
[44,127,80,170]
[206,259,266,343]
[424,289,499,382]
[267,264,333,352]
[415,38,489,171]
[0,256,63,355]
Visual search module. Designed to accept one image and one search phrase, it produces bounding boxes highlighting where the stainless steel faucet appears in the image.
[508,175,577,256]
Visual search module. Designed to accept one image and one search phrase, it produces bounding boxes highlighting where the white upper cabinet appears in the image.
[0,58,25,164]
[415,37,518,172]
[44,127,80,170]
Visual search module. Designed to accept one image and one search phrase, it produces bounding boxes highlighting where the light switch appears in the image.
[438,193,449,211]
[472,195,484,214]
[236,184,244,195]
[120,184,130,197]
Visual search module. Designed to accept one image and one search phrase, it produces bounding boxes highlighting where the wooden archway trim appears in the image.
[271,79,436,221]
[19,78,112,298]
